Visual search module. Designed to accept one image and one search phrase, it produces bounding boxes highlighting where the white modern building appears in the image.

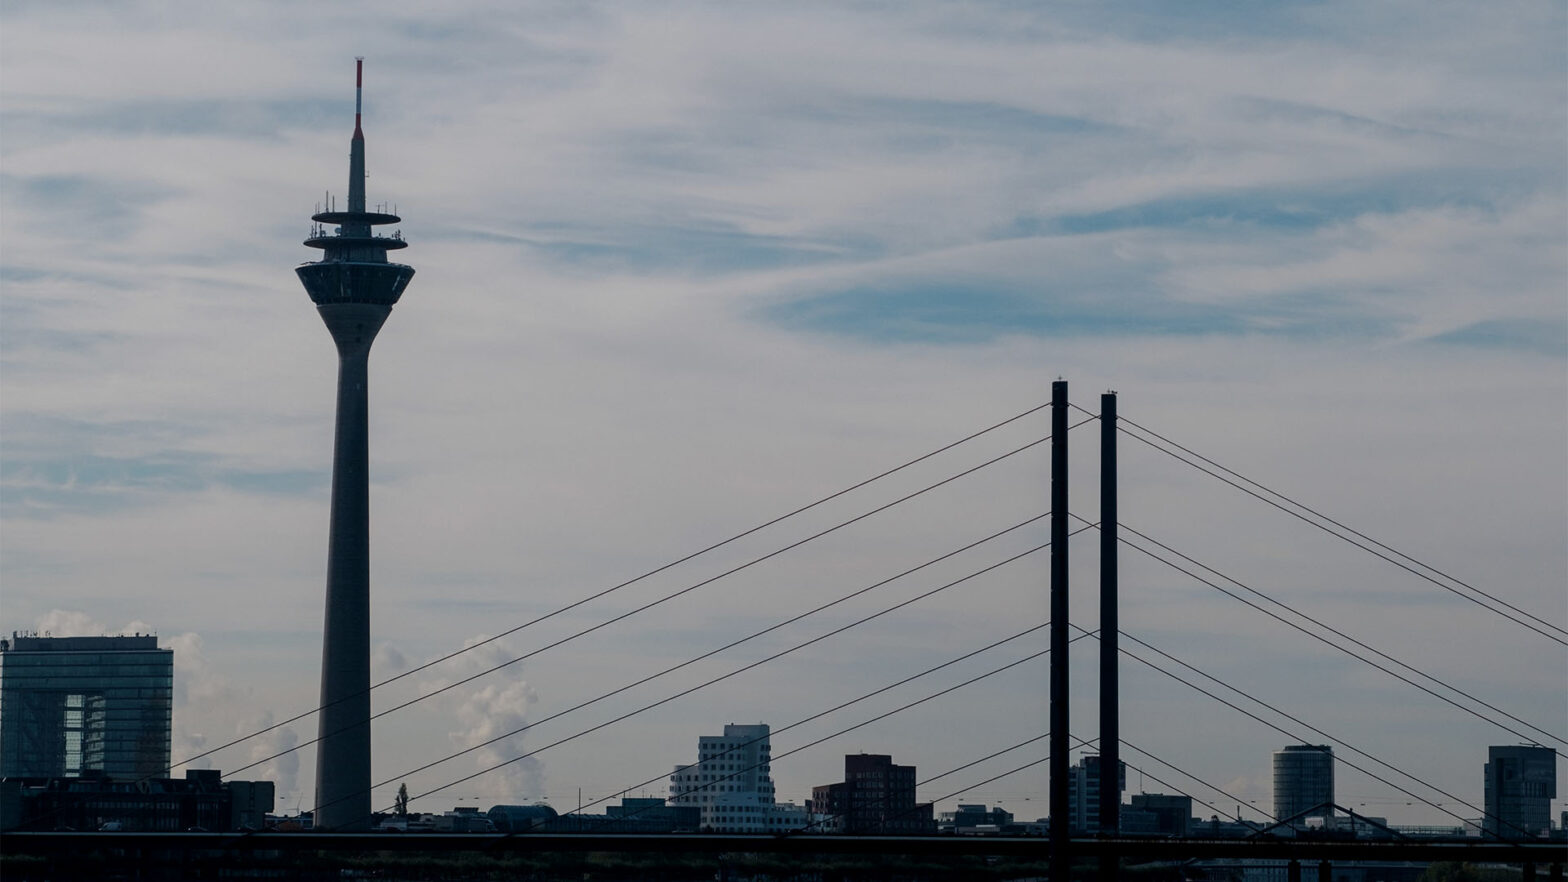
[669,723,804,833]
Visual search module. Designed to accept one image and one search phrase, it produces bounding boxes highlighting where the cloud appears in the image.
[236,712,301,798]
[414,636,543,806]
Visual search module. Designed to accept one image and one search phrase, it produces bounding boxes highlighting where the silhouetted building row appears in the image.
[0,769,273,832]
[485,798,703,833]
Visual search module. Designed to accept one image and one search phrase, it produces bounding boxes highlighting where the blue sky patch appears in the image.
[1426,317,1568,357]
[761,280,1402,344]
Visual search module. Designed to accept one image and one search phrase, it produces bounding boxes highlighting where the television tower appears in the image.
[296,58,414,831]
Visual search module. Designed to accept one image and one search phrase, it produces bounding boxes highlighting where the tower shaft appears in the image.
[313,304,388,830]
[296,58,413,832]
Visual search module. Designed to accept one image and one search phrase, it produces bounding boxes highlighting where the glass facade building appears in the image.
[1273,744,1335,824]
[0,634,173,779]
[1483,744,1556,839]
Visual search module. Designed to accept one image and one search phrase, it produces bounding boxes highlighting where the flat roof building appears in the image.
[0,634,172,780]
[1066,755,1125,834]
[1273,744,1334,826]
[1484,744,1555,839]
[811,753,934,835]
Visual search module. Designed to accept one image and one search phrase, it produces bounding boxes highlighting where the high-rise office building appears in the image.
[1273,744,1334,824]
[1065,754,1125,833]
[0,634,172,780]
[1483,744,1555,839]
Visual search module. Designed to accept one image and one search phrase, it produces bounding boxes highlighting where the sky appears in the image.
[2,1,1564,829]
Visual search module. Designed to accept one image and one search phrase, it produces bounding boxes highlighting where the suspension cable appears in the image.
[1075,514,1565,749]
[1078,403,1567,644]
[173,401,1060,775]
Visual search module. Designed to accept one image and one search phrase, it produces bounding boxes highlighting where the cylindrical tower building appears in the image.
[296,58,415,831]
[1273,744,1334,824]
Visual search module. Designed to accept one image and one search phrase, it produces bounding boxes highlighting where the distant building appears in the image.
[811,753,934,834]
[1273,745,1334,824]
[0,633,173,780]
[599,796,702,832]
[669,723,800,833]
[1066,755,1125,834]
[1126,792,1192,837]
[0,769,273,832]
[1483,744,1555,839]
[486,803,559,833]
[938,803,1014,833]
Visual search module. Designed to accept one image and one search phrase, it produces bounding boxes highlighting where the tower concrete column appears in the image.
[296,59,414,831]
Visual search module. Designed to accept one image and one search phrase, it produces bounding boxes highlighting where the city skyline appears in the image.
[2,1,1564,828]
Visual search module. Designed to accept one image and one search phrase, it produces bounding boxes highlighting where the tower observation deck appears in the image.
[296,58,414,832]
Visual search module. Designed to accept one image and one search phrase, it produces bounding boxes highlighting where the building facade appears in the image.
[1066,754,1126,834]
[1125,792,1193,837]
[1483,744,1555,839]
[938,803,1014,833]
[669,723,795,833]
[1273,744,1334,824]
[0,634,173,780]
[0,769,273,832]
[810,753,934,834]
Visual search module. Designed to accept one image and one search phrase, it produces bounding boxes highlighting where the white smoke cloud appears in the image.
[240,711,301,799]
[417,635,544,803]
[372,641,409,679]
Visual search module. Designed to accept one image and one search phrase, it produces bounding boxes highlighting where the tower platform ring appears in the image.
[304,234,409,250]
[312,210,402,225]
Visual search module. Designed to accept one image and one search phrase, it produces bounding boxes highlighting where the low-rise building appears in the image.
[1126,792,1192,837]
[0,769,273,832]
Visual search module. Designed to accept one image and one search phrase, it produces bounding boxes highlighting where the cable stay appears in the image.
[310,526,1098,824]
[1079,624,1547,839]
[1078,403,1568,645]
[558,629,1098,833]
[1114,519,1565,746]
[174,402,1068,778]
[1075,514,1565,749]
[227,511,1053,781]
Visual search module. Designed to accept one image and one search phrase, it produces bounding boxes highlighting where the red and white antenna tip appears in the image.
[353,58,364,136]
